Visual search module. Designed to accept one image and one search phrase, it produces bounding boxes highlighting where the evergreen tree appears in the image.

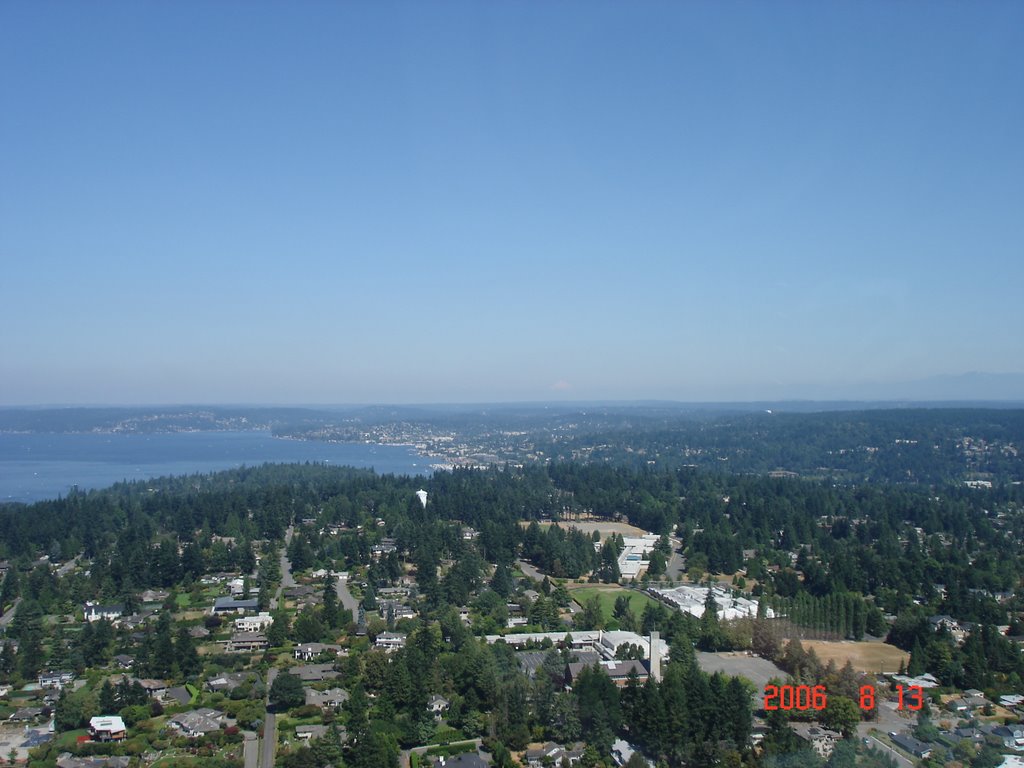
[151,613,175,677]
[175,626,202,677]
[269,671,305,711]
[322,574,340,629]
[294,607,326,643]
[362,584,377,612]
[98,679,118,714]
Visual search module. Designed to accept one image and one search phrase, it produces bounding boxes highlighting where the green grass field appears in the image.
[571,587,660,622]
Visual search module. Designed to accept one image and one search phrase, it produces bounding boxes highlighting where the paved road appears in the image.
[242,730,258,768]
[56,555,81,578]
[665,537,686,581]
[261,667,279,768]
[866,734,915,768]
[516,558,546,582]
[335,574,358,615]
[261,526,292,765]
[271,526,295,610]
[0,597,21,629]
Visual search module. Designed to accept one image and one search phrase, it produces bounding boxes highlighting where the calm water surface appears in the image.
[0,431,432,503]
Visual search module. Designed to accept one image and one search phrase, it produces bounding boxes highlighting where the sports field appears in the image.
[571,586,660,622]
[519,520,649,537]
[796,640,909,674]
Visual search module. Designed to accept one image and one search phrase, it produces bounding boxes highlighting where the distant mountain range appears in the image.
[1,372,1022,434]
[825,372,1024,403]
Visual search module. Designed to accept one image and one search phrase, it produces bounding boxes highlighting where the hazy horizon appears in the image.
[3,3,1022,405]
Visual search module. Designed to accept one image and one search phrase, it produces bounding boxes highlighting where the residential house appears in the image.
[225,632,269,653]
[890,732,933,759]
[991,725,1024,751]
[953,727,985,746]
[293,643,342,662]
[371,539,398,559]
[304,687,349,709]
[525,742,585,767]
[38,671,76,689]
[163,686,192,707]
[374,632,406,652]
[207,671,260,694]
[212,597,259,615]
[9,707,44,723]
[168,709,224,738]
[136,679,168,699]
[117,610,156,631]
[283,585,317,607]
[611,739,653,767]
[801,726,841,758]
[83,603,124,623]
[379,600,417,622]
[290,664,340,683]
[428,695,450,718]
[295,725,328,741]
[112,654,135,670]
[88,716,127,742]
[428,753,490,768]
[234,612,273,633]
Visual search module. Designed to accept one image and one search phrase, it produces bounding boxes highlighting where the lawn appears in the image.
[53,729,89,750]
[796,640,909,674]
[571,587,660,623]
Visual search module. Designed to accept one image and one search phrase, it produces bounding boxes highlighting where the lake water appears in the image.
[0,431,434,503]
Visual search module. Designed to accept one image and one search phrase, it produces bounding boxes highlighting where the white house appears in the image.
[89,716,127,742]
[234,612,273,633]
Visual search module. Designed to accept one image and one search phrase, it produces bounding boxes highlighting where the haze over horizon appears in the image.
[2,3,1022,406]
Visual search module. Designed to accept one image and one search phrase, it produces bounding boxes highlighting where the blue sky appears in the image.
[2,1,1022,404]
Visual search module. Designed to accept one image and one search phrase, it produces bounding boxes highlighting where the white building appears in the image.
[485,630,668,667]
[234,612,273,633]
[374,632,407,652]
[649,585,770,621]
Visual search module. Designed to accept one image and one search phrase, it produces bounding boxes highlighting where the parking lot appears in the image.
[696,651,789,689]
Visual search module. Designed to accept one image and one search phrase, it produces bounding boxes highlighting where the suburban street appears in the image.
[259,650,280,768]
[242,730,258,768]
[335,573,358,615]
[0,597,21,629]
[270,526,295,610]
[866,735,915,768]
[56,555,81,578]
[516,558,546,582]
[665,536,686,581]
[261,526,293,766]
